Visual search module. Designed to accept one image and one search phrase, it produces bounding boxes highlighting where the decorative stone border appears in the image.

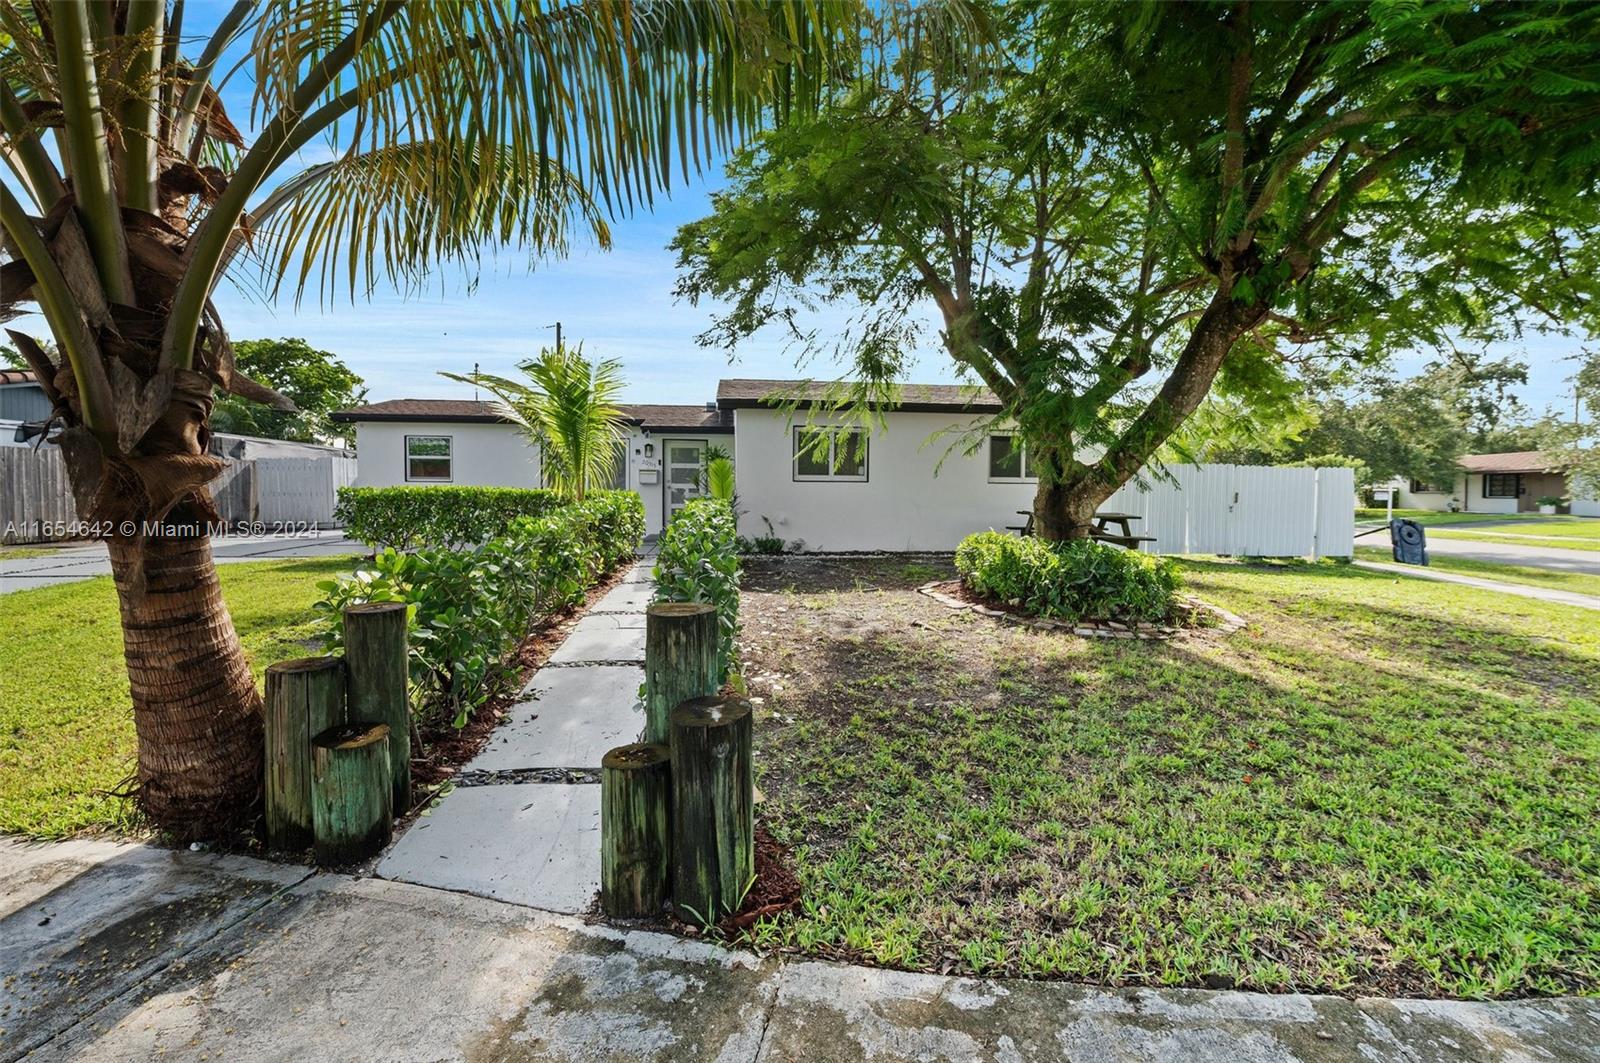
[916,580,1246,640]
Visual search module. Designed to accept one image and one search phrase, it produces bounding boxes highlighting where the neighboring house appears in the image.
[333,379,1356,555]
[1,368,53,440]
[1389,450,1599,516]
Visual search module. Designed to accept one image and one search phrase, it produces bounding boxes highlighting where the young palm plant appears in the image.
[0,1,978,838]
[443,346,626,502]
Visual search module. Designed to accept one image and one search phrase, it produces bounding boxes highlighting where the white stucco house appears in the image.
[332,378,1357,556]
[1387,450,1599,516]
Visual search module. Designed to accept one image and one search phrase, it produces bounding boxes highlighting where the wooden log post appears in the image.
[344,602,411,813]
[600,743,672,918]
[310,722,393,866]
[670,695,754,924]
[644,602,719,744]
[263,656,347,851]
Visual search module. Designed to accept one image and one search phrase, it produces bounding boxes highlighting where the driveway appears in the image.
[0,530,364,594]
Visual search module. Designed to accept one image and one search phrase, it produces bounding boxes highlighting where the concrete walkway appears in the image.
[372,561,653,912]
[1353,559,1600,611]
[0,530,362,594]
[5,835,1598,1063]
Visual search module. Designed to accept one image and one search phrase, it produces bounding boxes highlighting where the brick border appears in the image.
[916,580,1246,640]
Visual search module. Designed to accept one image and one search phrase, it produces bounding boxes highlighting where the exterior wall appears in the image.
[731,408,1039,551]
[1459,472,1519,514]
[1520,472,1568,511]
[1394,478,1455,511]
[0,382,51,423]
[352,421,541,489]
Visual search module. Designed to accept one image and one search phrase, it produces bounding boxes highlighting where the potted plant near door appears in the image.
[1536,495,1567,515]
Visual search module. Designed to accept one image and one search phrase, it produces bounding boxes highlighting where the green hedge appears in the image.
[652,498,741,680]
[317,491,645,727]
[335,486,565,549]
[954,531,1181,624]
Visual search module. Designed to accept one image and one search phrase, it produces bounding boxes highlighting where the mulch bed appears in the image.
[592,822,803,939]
[921,578,1247,640]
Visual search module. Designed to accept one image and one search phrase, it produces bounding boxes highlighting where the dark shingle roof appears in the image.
[331,398,732,433]
[715,378,1002,413]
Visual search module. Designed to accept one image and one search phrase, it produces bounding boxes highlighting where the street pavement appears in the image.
[0,530,363,594]
[1421,532,1600,575]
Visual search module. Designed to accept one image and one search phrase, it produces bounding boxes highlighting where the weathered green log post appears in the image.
[644,602,719,744]
[344,602,410,813]
[310,722,393,865]
[670,695,754,923]
[263,656,347,851]
[600,743,673,917]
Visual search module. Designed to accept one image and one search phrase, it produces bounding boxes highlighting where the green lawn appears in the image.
[1355,546,1600,598]
[0,557,360,838]
[1428,530,1600,553]
[1353,508,1545,526]
[740,557,1600,999]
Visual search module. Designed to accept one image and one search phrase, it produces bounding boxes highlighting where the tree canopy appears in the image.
[674,0,1600,534]
[209,338,365,446]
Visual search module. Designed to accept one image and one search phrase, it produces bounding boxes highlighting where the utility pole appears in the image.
[472,361,479,401]
[546,321,562,355]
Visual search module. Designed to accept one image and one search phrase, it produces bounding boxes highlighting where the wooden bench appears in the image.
[1007,510,1156,550]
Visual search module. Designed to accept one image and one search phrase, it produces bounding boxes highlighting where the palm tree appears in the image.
[0,1,978,838]
[444,345,626,502]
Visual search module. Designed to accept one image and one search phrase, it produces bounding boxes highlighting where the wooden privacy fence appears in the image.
[0,446,357,542]
[1100,464,1356,559]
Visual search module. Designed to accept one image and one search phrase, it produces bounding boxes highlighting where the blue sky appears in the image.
[13,5,1592,416]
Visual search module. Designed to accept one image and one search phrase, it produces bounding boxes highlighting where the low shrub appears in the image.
[954,530,1181,624]
[335,486,564,549]
[317,491,645,726]
[653,498,741,679]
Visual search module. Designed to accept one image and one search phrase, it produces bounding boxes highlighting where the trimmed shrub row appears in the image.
[317,491,646,726]
[335,485,565,549]
[652,498,741,680]
[954,530,1181,624]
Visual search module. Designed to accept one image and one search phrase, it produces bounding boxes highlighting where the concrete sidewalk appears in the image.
[1353,559,1600,611]
[5,835,1598,1063]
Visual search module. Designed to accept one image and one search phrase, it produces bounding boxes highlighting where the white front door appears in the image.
[664,439,705,519]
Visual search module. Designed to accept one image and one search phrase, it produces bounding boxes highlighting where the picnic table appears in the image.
[1005,510,1158,550]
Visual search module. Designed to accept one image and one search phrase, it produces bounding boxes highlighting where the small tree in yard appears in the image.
[0,1,965,838]
[442,346,627,502]
[211,337,365,446]
[675,1,1600,539]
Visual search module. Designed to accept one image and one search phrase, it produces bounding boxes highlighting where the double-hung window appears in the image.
[793,426,868,481]
[405,435,453,481]
[988,434,1035,481]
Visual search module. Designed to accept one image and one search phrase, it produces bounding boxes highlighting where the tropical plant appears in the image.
[653,498,741,680]
[705,456,736,502]
[0,0,971,838]
[443,345,627,502]
[676,1,1600,540]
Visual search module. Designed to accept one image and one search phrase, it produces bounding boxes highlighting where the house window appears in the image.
[988,435,1036,481]
[405,435,452,481]
[793,427,868,481]
[1483,473,1520,498]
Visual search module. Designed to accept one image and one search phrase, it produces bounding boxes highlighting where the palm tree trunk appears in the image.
[107,533,263,839]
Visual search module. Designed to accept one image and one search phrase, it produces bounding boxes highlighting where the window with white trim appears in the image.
[793,427,868,481]
[405,434,453,481]
[988,434,1036,481]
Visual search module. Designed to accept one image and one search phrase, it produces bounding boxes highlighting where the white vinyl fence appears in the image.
[1101,464,1355,558]
[1,447,357,543]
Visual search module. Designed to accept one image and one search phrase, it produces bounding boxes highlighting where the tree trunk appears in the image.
[644,602,719,744]
[670,695,754,924]
[1032,292,1263,541]
[601,742,673,918]
[107,532,264,840]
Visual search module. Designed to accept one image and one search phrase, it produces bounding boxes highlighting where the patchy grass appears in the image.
[741,556,1600,999]
[1353,508,1557,526]
[1354,546,1600,598]
[1428,531,1600,553]
[0,545,63,560]
[0,557,361,838]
